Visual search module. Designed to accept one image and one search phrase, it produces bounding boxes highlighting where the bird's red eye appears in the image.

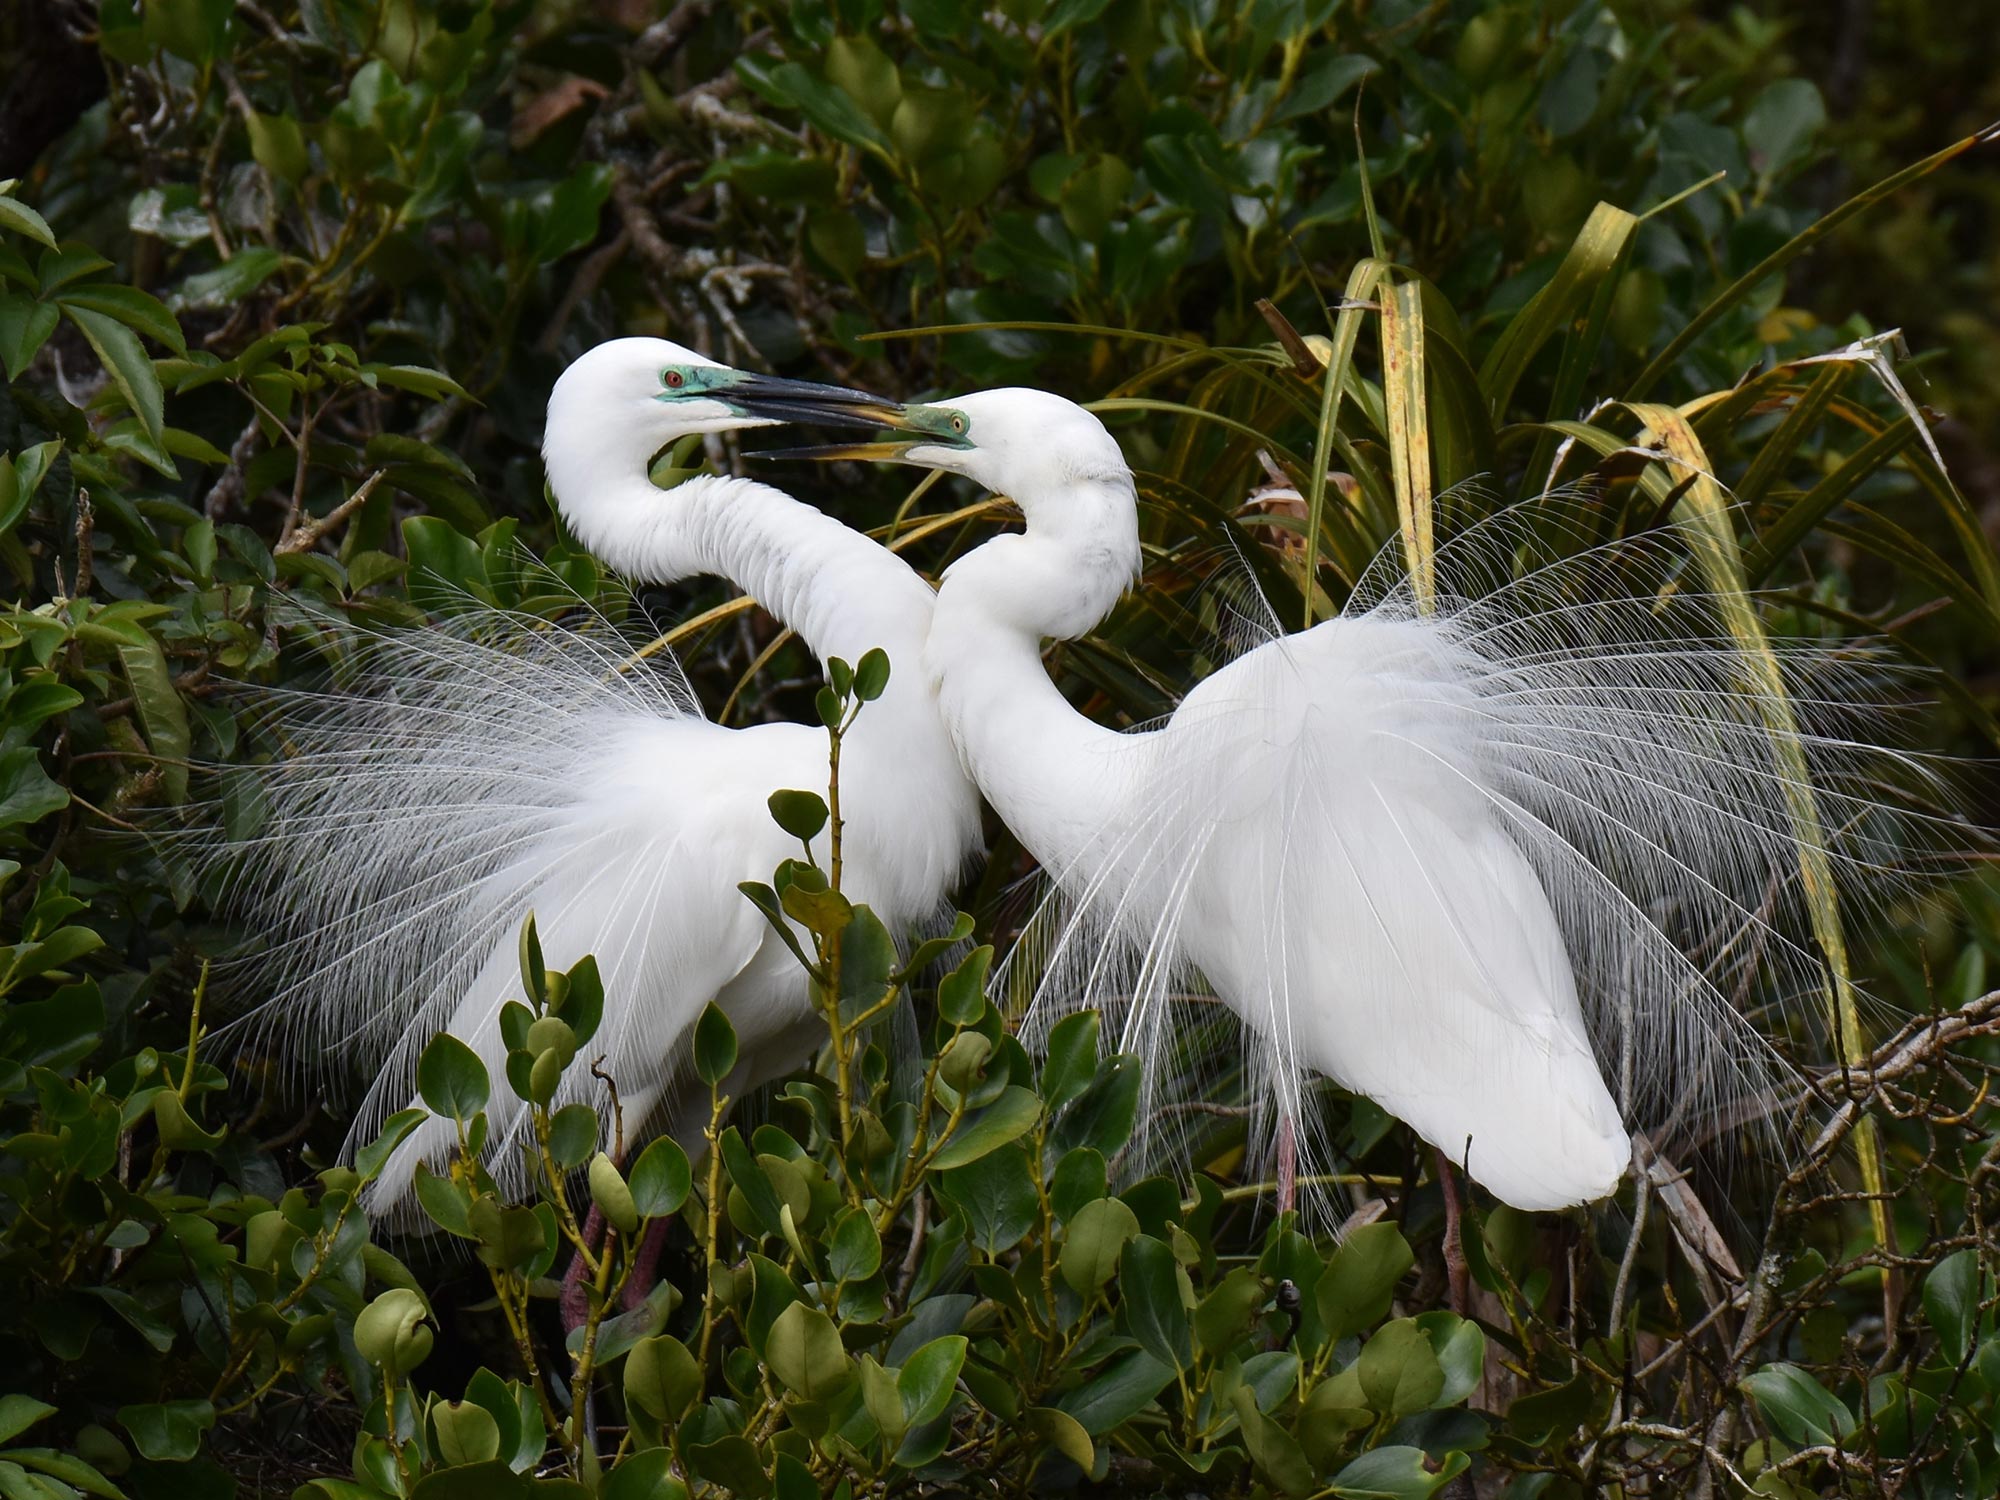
[663,369,685,388]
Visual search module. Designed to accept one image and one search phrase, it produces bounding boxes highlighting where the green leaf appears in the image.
[1231,1386,1315,1498]
[589,1153,639,1235]
[0,293,58,379]
[588,1279,676,1367]
[246,110,309,184]
[517,912,547,1006]
[1120,1233,1192,1373]
[1055,1348,1177,1435]
[172,248,284,310]
[898,910,975,978]
[823,35,902,130]
[116,1400,214,1462]
[1193,1266,1268,1354]
[545,1103,597,1170]
[63,303,165,442]
[1039,1011,1099,1111]
[1358,1318,1445,1416]
[534,164,613,261]
[767,788,828,842]
[1023,1406,1093,1471]
[1477,201,1636,420]
[1049,1053,1141,1158]
[145,0,233,63]
[416,1033,489,1120]
[938,944,991,1025]
[1059,153,1134,244]
[1059,1196,1140,1296]
[1743,79,1826,177]
[5,1448,126,1499]
[558,954,604,1045]
[55,285,183,353]
[931,1085,1040,1169]
[896,1335,966,1427]
[0,195,57,250]
[0,746,68,830]
[765,1302,852,1401]
[685,1435,768,1499]
[1504,1371,1595,1445]
[413,1162,475,1237]
[1315,1221,1415,1341]
[1922,1247,1983,1361]
[1741,1362,1856,1449]
[1330,1444,1469,1499]
[429,1400,501,1466]
[737,58,891,156]
[828,1206,882,1282]
[0,1398,54,1446]
[602,1448,684,1500]
[720,1128,784,1238]
[628,1135,692,1217]
[624,1335,703,1423]
[114,634,191,803]
[938,1145,1039,1255]
[852,647,890,701]
[693,1003,738,1087]
[367,364,472,402]
[1415,1311,1485,1408]
[468,1198,547,1275]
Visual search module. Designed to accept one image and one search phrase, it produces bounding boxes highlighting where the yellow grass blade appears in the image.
[1623,400,1891,1255]
[1381,280,1434,613]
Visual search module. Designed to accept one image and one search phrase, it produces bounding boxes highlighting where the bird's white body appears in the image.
[908,388,1928,1212]
[225,341,981,1202]
[926,508,1624,1207]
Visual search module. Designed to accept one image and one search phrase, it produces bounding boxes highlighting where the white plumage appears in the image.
[850,388,1954,1212]
[212,340,981,1204]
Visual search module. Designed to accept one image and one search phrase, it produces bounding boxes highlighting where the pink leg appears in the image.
[560,1202,607,1333]
[1434,1148,1469,1315]
[1275,1115,1297,1217]
[621,1216,672,1312]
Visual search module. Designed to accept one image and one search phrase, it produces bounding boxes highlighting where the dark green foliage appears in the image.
[1,0,1998,1496]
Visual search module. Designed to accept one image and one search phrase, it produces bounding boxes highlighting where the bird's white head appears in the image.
[781,386,1143,637]
[540,338,904,576]
[833,388,1133,525]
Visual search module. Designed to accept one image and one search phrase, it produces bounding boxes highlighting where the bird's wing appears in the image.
[1102,619,1626,1211]
[195,603,812,1200]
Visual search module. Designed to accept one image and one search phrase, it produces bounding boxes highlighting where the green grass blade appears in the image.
[1478,201,1638,420]
[1711,363,1848,510]
[1740,412,1911,584]
[1300,259,1390,628]
[1627,124,2000,400]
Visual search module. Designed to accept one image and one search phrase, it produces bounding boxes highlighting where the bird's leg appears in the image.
[620,1216,672,1312]
[1433,1147,1470,1316]
[1274,1114,1297,1218]
[559,1202,607,1335]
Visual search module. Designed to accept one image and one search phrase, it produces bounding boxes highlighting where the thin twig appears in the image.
[276,468,386,556]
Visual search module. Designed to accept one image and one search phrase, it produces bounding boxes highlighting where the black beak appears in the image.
[718,371,910,431]
[752,401,974,463]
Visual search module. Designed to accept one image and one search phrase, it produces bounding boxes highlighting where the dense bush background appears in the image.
[2,1,1998,1496]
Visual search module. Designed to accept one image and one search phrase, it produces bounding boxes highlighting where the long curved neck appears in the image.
[925,485,1146,871]
[556,464,933,668]
[551,454,978,888]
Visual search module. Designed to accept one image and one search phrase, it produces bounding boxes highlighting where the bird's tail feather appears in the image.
[176,584,708,1185]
